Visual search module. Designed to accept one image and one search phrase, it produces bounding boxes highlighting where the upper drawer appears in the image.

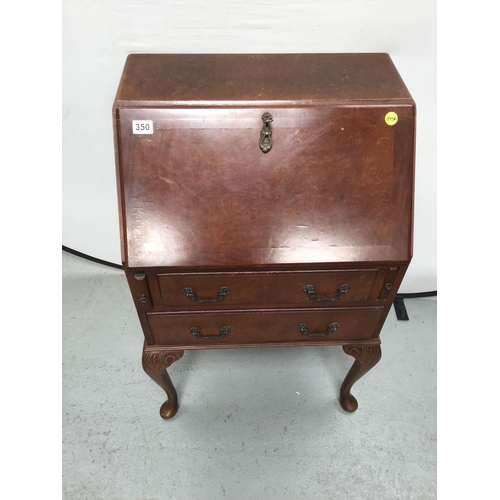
[157,269,377,309]
[116,105,414,269]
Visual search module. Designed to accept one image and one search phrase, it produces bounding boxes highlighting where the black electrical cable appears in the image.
[62,246,123,270]
[393,290,436,320]
[397,291,436,298]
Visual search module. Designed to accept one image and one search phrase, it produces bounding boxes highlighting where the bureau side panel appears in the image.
[112,107,127,265]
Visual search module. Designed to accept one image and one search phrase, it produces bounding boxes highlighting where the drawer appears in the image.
[147,307,383,347]
[156,270,378,309]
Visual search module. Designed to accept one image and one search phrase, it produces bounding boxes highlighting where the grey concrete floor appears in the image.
[62,251,436,499]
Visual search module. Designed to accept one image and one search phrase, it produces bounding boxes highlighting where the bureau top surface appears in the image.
[114,53,413,106]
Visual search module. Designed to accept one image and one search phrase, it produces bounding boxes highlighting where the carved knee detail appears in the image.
[342,345,381,365]
[142,349,184,374]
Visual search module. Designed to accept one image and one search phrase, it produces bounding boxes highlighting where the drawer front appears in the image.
[157,270,377,309]
[147,308,383,347]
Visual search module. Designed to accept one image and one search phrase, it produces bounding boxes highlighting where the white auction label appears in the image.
[132,120,153,134]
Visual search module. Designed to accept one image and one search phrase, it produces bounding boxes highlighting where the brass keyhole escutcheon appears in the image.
[259,112,273,153]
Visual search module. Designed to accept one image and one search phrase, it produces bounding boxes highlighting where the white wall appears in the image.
[62,0,436,293]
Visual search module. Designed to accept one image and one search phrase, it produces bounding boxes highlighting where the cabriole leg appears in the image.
[142,346,184,419]
[340,344,382,412]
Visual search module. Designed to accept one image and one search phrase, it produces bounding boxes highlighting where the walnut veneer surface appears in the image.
[113,53,415,419]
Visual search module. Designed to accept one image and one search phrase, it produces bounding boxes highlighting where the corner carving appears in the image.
[142,349,184,374]
[342,345,381,365]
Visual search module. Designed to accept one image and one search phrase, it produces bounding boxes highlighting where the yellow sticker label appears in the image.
[385,111,398,126]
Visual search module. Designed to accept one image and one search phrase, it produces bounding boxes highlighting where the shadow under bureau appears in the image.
[113,53,415,419]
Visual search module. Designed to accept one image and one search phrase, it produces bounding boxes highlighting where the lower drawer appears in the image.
[147,308,383,347]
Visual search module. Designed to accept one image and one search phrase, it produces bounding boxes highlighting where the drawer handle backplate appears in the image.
[297,322,340,338]
[303,284,351,302]
[182,286,231,303]
[189,326,232,339]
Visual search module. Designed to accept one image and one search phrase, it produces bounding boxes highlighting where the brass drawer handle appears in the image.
[182,286,231,303]
[259,112,273,153]
[303,284,351,302]
[297,322,339,338]
[189,326,232,339]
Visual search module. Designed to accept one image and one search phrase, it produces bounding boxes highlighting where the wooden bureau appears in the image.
[113,54,415,419]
